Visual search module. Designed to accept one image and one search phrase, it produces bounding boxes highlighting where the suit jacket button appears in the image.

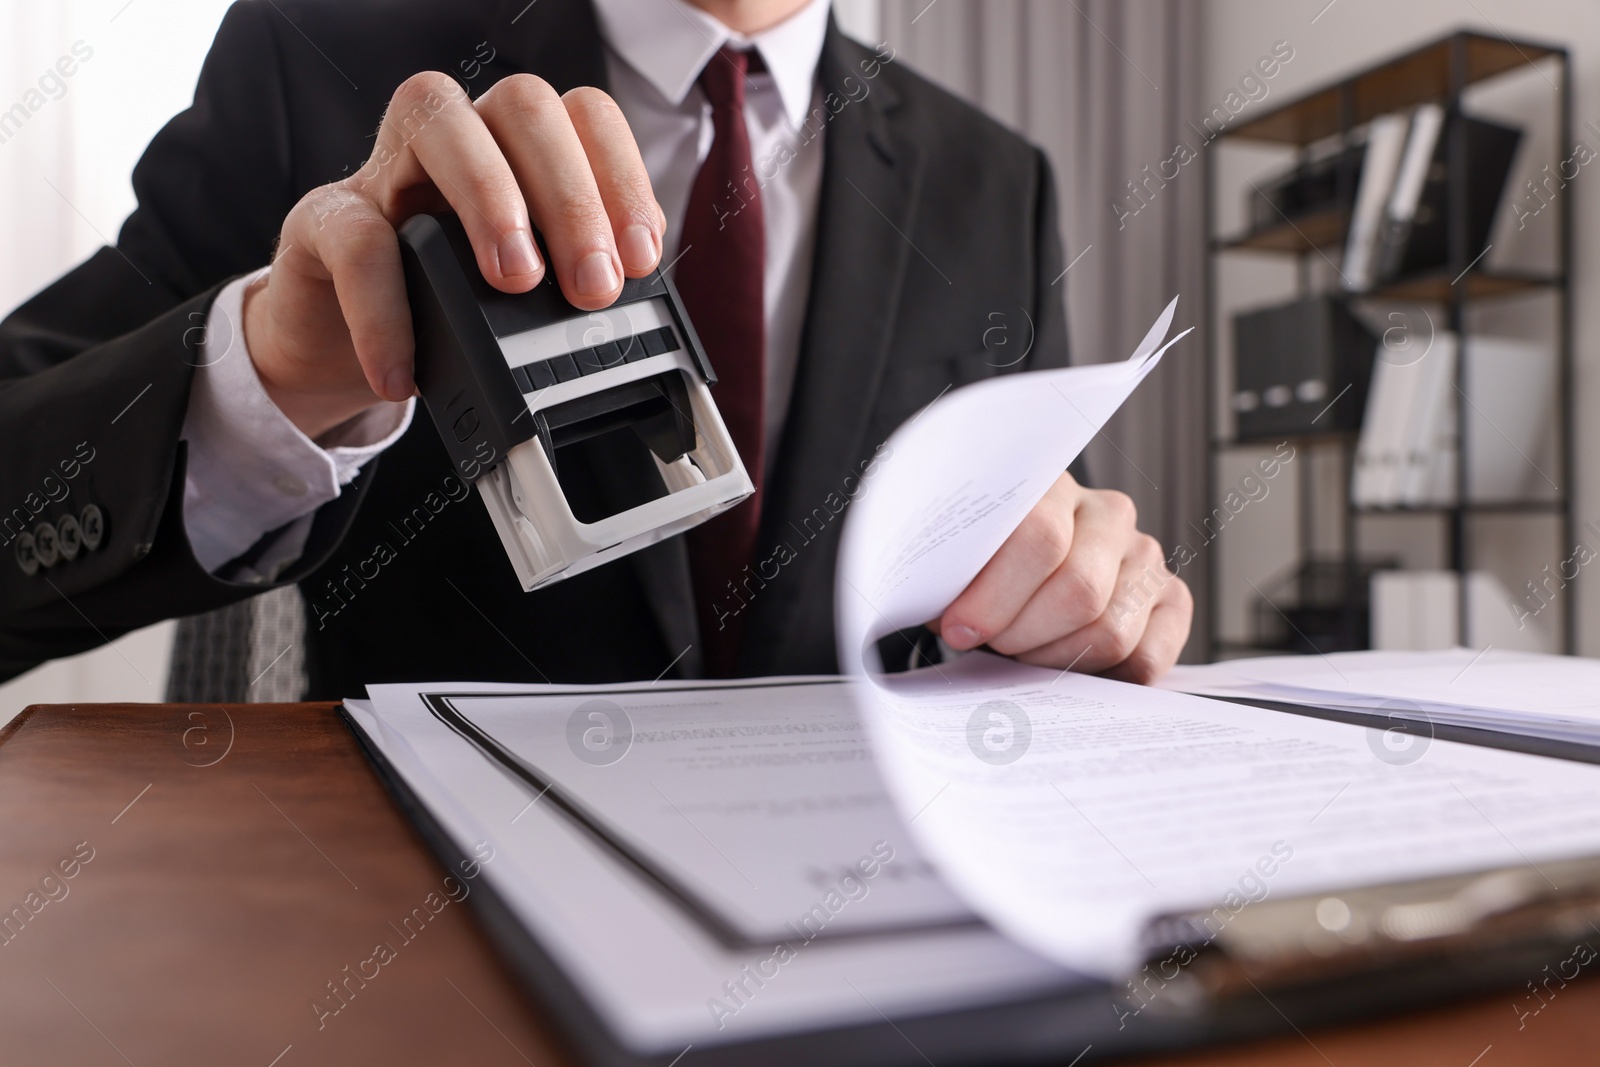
[79,504,104,551]
[14,532,39,576]
[56,514,83,560]
[32,523,60,567]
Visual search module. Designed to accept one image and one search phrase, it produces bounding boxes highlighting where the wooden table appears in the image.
[1,702,1595,1066]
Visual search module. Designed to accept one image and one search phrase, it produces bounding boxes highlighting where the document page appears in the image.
[350,683,1080,1051]
[859,652,1600,975]
[831,297,1600,976]
[420,679,974,943]
[835,296,1190,665]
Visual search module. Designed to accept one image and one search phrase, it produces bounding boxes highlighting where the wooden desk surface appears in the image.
[0,702,1595,1066]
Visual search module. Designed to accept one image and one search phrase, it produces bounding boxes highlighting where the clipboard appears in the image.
[1139,853,1600,1020]
[338,696,1600,1066]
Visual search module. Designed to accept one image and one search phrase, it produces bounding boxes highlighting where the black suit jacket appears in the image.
[0,0,1070,697]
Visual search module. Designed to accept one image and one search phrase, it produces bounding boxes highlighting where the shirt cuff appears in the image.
[182,267,415,574]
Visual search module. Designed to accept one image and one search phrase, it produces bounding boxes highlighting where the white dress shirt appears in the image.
[592,0,826,464]
[181,0,830,574]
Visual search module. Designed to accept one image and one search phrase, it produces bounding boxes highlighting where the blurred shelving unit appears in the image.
[1202,30,1574,658]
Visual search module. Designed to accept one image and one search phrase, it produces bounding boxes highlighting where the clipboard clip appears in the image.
[1127,856,1600,1014]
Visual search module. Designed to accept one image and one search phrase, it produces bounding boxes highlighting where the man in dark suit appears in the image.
[0,0,1191,698]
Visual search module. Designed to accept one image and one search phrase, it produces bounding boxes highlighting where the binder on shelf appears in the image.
[1349,357,1393,506]
[1246,141,1364,233]
[1351,351,1426,506]
[1400,331,1458,505]
[1351,333,1555,508]
[1375,104,1446,280]
[1375,111,1522,284]
[1231,295,1375,441]
[1341,113,1412,291]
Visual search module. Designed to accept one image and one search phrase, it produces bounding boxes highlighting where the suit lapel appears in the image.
[739,26,920,676]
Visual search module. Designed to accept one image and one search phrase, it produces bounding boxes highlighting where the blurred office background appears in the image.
[2,0,1595,710]
[2,0,243,708]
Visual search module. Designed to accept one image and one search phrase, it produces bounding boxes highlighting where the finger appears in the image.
[934,476,1139,652]
[360,72,543,294]
[985,499,1145,657]
[1014,544,1177,675]
[936,476,1079,650]
[280,188,415,401]
[477,74,622,309]
[1101,588,1193,685]
[563,87,662,276]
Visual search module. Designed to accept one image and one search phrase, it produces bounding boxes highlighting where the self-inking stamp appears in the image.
[399,213,753,590]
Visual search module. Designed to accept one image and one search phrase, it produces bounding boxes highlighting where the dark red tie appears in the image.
[677,47,766,678]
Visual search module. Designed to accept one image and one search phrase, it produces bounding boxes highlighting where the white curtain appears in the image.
[1,3,78,315]
[878,0,1209,657]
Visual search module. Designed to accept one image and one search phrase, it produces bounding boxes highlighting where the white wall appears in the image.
[1,0,241,722]
[1201,0,1597,653]
[832,0,881,45]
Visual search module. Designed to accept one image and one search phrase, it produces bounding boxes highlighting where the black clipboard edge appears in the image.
[1218,695,1600,766]
[336,703,1575,1065]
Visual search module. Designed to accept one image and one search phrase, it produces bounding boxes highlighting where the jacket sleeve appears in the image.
[0,2,370,681]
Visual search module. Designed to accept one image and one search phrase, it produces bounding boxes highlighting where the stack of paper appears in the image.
[351,651,1600,1052]
[346,678,1079,1054]
[1163,648,1600,747]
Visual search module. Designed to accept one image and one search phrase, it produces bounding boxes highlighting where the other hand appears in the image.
[935,472,1192,683]
[243,73,665,439]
